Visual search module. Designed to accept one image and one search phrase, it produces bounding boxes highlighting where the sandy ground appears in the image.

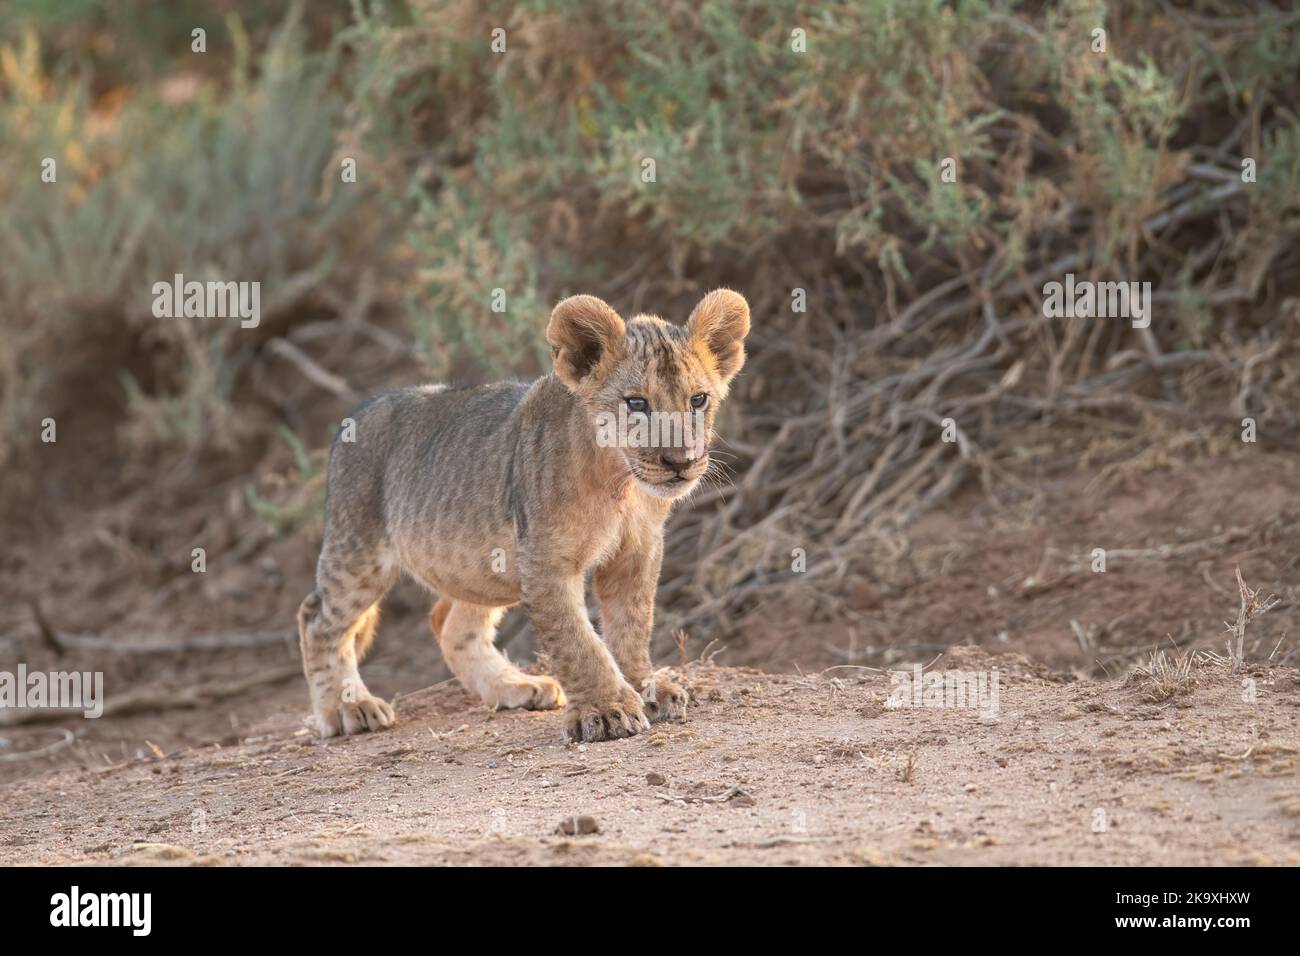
[4,447,1300,865]
[3,648,1298,866]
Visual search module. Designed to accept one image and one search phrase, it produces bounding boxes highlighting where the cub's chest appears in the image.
[567,495,659,573]
[566,503,629,571]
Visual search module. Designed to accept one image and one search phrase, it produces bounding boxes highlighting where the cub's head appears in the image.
[547,289,750,501]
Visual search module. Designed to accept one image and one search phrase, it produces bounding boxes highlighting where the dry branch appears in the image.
[653,171,1288,655]
[1225,566,1280,672]
[0,666,302,727]
[0,728,75,764]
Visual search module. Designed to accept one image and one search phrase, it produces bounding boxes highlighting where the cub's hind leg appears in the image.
[298,550,398,737]
[431,598,565,711]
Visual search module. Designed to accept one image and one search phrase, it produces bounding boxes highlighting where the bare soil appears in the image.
[3,445,1299,865]
[3,651,1298,866]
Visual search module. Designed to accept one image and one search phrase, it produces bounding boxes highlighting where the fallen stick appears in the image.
[26,598,297,656]
[0,728,75,763]
[46,629,296,656]
[0,666,302,727]
[265,337,356,398]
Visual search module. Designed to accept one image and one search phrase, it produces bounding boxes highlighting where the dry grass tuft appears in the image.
[1128,649,1200,703]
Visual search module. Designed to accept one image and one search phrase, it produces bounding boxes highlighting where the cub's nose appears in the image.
[660,452,691,475]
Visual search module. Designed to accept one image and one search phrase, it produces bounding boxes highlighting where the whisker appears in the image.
[705,460,736,482]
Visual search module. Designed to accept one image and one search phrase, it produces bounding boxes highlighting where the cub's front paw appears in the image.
[491,674,567,711]
[310,690,396,738]
[563,685,650,743]
[639,671,688,723]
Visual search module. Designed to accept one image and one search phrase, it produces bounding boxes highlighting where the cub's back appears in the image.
[322,381,530,543]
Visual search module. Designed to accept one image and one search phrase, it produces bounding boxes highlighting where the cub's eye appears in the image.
[625,397,649,414]
[690,393,709,410]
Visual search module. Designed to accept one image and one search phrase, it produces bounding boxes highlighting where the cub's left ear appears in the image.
[686,288,750,384]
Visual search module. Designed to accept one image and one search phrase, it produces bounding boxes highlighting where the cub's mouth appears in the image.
[633,473,699,500]
[626,455,707,500]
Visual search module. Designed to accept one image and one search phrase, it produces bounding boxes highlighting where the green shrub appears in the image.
[0,5,376,477]
[4,0,1299,645]
[343,0,1300,642]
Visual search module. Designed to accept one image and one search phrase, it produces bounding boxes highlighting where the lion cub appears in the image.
[298,289,750,742]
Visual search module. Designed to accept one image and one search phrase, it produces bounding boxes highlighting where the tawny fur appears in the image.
[297,289,750,742]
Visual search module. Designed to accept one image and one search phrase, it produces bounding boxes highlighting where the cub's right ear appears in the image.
[546,295,626,389]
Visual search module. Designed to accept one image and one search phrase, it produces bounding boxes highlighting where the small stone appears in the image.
[122,843,195,862]
[645,772,667,786]
[555,815,599,836]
